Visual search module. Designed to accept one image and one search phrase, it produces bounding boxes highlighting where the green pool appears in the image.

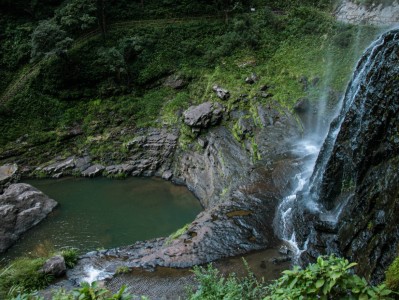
[1,177,202,259]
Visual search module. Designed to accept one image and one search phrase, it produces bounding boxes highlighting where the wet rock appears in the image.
[81,165,105,177]
[41,255,66,277]
[294,98,311,114]
[212,85,230,100]
[271,256,291,264]
[278,245,290,255]
[183,102,224,129]
[245,73,258,84]
[297,29,399,283]
[0,183,57,253]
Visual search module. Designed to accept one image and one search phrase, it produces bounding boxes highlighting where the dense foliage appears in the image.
[0,0,382,167]
[189,256,395,299]
[0,248,78,298]
[2,255,394,299]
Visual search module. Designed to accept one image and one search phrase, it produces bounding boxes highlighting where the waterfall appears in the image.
[274,28,397,256]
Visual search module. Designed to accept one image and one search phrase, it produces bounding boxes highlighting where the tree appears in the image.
[96,0,106,40]
[55,0,97,34]
[30,19,73,62]
[96,36,143,85]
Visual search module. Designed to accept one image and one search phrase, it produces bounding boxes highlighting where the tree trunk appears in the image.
[97,0,107,41]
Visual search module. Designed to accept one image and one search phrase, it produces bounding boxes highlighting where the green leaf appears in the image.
[359,293,368,300]
[315,279,325,289]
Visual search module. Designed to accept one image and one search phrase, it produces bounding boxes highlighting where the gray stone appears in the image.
[335,0,399,26]
[212,85,230,100]
[41,255,66,277]
[81,165,105,177]
[0,163,18,186]
[162,170,173,180]
[0,184,57,253]
[183,102,224,129]
[41,156,76,174]
[164,74,186,89]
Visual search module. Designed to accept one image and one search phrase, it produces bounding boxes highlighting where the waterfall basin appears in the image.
[1,177,202,261]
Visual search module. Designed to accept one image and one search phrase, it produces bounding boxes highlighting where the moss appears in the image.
[385,255,399,291]
[165,223,190,245]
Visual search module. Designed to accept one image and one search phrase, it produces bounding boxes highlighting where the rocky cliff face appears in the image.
[63,99,303,284]
[335,0,399,26]
[296,29,399,283]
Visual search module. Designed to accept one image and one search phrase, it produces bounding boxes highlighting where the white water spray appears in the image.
[274,28,395,258]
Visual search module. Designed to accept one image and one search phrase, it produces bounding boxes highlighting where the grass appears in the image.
[0,6,383,167]
[0,248,79,298]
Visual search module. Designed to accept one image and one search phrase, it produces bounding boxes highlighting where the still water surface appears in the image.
[1,177,202,260]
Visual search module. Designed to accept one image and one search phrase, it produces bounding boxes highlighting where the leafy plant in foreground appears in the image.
[265,255,394,300]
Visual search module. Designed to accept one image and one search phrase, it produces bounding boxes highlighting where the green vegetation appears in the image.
[189,260,266,300]
[165,223,190,245]
[3,255,395,299]
[0,0,382,166]
[0,257,52,298]
[385,255,399,292]
[189,256,395,300]
[0,248,79,298]
[60,248,79,269]
[265,255,394,299]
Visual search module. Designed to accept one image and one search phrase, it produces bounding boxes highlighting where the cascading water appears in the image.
[274,28,396,257]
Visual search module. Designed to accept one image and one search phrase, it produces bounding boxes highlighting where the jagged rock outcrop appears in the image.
[335,0,399,26]
[36,128,178,179]
[295,29,399,283]
[0,183,57,253]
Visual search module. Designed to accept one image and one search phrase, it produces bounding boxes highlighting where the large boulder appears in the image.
[0,183,57,253]
[183,102,224,129]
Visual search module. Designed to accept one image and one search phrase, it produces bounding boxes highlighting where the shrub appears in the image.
[265,255,394,300]
[189,260,267,300]
[60,248,79,269]
[0,257,52,298]
[385,256,399,292]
